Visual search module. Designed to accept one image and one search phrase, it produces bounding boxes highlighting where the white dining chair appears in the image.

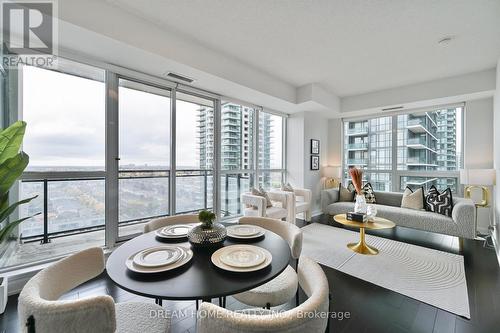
[241,191,295,224]
[18,247,170,333]
[197,256,329,333]
[233,217,302,309]
[143,213,199,233]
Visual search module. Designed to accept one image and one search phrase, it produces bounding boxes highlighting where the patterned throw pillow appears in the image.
[425,186,453,217]
[401,186,425,210]
[281,182,294,192]
[360,183,376,204]
[338,183,355,202]
[251,187,273,208]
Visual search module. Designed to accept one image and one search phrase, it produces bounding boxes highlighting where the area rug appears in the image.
[301,223,470,318]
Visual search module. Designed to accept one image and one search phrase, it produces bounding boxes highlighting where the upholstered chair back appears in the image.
[143,214,199,233]
[239,216,303,259]
[18,247,116,333]
[197,256,329,333]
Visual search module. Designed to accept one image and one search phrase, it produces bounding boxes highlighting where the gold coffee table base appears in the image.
[347,228,378,255]
[333,214,396,256]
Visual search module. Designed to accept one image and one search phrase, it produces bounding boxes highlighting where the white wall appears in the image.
[341,69,496,114]
[327,119,343,166]
[303,113,329,214]
[286,113,305,188]
[494,60,500,230]
[286,112,330,215]
[464,98,495,233]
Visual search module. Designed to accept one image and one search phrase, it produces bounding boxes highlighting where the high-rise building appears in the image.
[197,103,272,216]
[344,108,460,192]
[197,102,259,170]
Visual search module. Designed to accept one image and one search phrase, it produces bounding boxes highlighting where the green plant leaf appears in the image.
[0,151,29,196]
[0,121,26,165]
[0,212,41,243]
[0,195,38,224]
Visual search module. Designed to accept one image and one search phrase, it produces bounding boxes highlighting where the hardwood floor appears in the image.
[1,215,499,333]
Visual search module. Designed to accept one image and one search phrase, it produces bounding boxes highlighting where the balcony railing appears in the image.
[346,127,368,135]
[406,157,437,166]
[346,158,368,165]
[346,142,368,150]
[19,169,213,244]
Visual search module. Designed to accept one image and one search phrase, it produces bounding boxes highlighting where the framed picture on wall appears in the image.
[310,139,320,154]
[311,155,320,170]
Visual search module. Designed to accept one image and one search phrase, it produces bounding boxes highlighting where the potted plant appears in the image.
[187,210,226,247]
[198,210,216,229]
[0,121,40,314]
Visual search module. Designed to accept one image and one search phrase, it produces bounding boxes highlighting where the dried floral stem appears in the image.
[348,167,363,195]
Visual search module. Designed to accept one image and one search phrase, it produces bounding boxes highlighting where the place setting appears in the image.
[211,244,272,273]
[226,224,265,241]
[125,244,193,274]
[155,223,199,241]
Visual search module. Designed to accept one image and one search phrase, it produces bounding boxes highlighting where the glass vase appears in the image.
[354,194,367,214]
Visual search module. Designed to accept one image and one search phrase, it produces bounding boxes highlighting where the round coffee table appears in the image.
[333,214,396,255]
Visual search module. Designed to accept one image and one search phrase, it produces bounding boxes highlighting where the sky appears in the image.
[22,66,203,169]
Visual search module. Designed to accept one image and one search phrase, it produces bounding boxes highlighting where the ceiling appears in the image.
[107,0,500,97]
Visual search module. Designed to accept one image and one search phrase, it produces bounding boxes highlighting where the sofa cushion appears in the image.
[401,187,425,210]
[326,202,459,237]
[373,191,403,207]
[425,186,453,217]
[361,183,376,204]
[339,183,355,202]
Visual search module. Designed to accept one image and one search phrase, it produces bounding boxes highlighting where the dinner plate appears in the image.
[155,223,197,239]
[219,245,267,268]
[133,246,184,268]
[126,246,193,273]
[212,245,272,272]
[226,225,265,240]
[227,225,261,237]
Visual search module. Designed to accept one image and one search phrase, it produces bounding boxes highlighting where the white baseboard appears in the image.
[312,210,323,218]
[492,224,500,267]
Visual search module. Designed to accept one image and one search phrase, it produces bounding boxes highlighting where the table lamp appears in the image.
[323,166,342,189]
[459,169,496,207]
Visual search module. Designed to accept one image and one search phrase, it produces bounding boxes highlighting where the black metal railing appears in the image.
[19,169,214,244]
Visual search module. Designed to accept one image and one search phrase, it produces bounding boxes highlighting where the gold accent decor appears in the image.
[333,214,396,255]
[325,178,339,189]
[464,185,489,207]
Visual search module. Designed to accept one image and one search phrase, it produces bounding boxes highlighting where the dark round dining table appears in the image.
[105,223,291,303]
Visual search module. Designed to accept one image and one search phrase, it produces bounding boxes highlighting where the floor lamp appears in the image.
[323,166,342,189]
[460,169,496,247]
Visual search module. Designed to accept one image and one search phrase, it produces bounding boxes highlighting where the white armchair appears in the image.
[292,188,313,222]
[241,191,295,223]
[272,187,313,223]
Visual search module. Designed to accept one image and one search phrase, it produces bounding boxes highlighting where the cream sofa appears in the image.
[321,188,476,239]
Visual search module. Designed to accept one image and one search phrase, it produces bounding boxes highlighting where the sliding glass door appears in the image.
[117,79,171,238]
[175,92,215,214]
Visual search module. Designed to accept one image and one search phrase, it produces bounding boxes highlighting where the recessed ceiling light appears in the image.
[438,36,455,45]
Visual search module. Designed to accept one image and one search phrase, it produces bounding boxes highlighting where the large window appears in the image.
[20,61,106,243]
[258,112,285,190]
[118,79,171,238]
[175,92,214,214]
[1,56,287,270]
[343,106,463,193]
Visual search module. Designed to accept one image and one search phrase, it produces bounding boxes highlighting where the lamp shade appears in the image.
[459,169,496,186]
[323,166,341,178]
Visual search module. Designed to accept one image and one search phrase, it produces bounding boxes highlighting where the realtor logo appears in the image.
[1,0,58,68]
